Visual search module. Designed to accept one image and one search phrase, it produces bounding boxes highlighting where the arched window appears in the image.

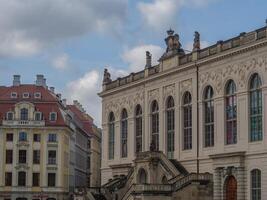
[138,168,147,184]
[151,100,159,151]
[204,86,214,147]
[20,108,28,120]
[251,169,261,200]
[249,74,262,142]
[135,105,142,153]
[183,92,192,150]
[108,112,115,160]
[121,109,128,158]
[225,80,237,145]
[166,96,175,158]
[18,171,26,186]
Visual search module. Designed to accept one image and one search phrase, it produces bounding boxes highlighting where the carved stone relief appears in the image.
[199,56,267,96]
[163,84,175,101]
[104,89,145,120]
[180,79,192,96]
[148,88,159,103]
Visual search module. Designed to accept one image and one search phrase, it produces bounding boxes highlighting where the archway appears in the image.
[225,176,237,200]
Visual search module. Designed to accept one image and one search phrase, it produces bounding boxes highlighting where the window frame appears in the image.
[20,108,28,121]
[251,169,261,200]
[166,96,175,158]
[249,74,263,142]
[108,112,115,160]
[6,112,14,120]
[5,172,12,186]
[151,100,159,151]
[135,105,143,154]
[49,112,57,121]
[18,171,26,186]
[183,92,192,150]
[19,132,27,142]
[121,109,128,158]
[225,80,237,145]
[204,86,214,147]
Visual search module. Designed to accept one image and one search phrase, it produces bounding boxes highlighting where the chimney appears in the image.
[50,87,55,93]
[13,75,21,86]
[145,51,152,68]
[56,93,61,100]
[62,98,67,107]
[43,78,47,87]
[36,74,44,86]
[73,100,78,107]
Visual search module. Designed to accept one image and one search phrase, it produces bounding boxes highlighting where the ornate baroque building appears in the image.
[98,23,267,200]
[0,75,101,200]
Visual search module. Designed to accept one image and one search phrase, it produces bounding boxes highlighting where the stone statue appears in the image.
[150,141,156,152]
[103,68,111,84]
[165,29,182,52]
[193,31,200,51]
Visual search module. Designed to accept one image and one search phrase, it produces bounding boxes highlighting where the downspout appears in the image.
[196,61,199,175]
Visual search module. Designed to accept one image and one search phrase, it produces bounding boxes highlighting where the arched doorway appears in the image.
[225,176,237,200]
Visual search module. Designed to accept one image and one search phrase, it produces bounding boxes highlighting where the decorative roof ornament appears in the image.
[145,51,152,68]
[103,68,112,85]
[193,31,200,52]
[160,29,185,61]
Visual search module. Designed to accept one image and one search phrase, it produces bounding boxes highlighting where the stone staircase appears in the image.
[90,151,213,200]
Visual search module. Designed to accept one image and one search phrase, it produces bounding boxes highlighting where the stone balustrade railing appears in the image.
[103,26,267,92]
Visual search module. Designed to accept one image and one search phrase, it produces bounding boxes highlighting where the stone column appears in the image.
[213,167,222,200]
[236,167,245,200]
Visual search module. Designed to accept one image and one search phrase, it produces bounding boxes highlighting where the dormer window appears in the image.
[11,92,17,98]
[49,112,57,121]
[34,92,41,99]
[6,112,14,120]
[22,93,30,98]
[35,112,42,121]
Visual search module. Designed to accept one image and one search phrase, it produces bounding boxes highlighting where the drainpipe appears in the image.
[196,62,199,175]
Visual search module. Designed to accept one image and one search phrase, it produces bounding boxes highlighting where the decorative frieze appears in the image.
[200,55,267,96]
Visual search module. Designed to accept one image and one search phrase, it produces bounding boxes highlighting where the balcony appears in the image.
[2,119,45,126]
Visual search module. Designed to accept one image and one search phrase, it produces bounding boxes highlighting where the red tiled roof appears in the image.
[67,105,93,137]
[0,84,67,127]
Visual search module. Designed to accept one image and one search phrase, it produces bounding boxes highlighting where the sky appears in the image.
[0,0,266,126]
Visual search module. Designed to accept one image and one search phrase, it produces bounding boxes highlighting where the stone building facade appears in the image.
[98,23,267,200]
[0,75,101,200]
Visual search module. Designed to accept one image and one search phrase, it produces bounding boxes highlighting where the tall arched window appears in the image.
[204,86,214,147]
[250,74,262,142]
[135,105,142,153]
[225,80,237,145]
[20,108,28,120]
[121,109,128,158]
[183,92,192,150]
[251,169,261,200]
[166,96,175,158]
[151,100,159,151]
[108,112,115,160]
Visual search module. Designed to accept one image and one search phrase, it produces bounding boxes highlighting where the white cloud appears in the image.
[121,44,164,72]
[0,0,127,57]
[65,67,128,126]
[66,70,102,125]
[184,40,210,51]
[138,0,216,30]
[52,53,69,70]
[138,0,180,30]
